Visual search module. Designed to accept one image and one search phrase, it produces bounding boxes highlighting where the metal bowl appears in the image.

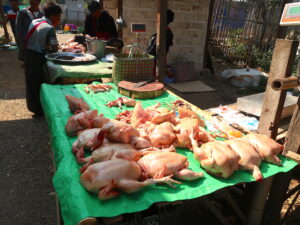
[45,52,97,64]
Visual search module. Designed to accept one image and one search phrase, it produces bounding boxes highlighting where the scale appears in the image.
[280,2,300,26]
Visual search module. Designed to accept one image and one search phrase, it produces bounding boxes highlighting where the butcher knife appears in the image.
[133,78,156,88]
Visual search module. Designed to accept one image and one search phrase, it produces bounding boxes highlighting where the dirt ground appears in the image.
[0,30,299,225]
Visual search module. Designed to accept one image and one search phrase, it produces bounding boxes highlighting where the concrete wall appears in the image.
[122,0,210,72]
[64,0,86,24]
[98,0,210,72]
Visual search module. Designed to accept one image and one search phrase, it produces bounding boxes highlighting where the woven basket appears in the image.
[112,53,154,85]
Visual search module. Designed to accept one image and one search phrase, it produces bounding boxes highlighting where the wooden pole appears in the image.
[156,0,167,82]
[285,97,300,153]
[203,0,215,70]
[247,39,299,225]
[272,77,300,91]
[261,96,300,225]
[258,39,298,138]
[117,0,123,39]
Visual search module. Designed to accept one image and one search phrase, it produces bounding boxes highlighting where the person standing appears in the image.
[24,2,61,116]
[0,0,20,42]
[83,0,118,40]
[15,0,43,61]
[147,9,175,58]
[147,9,175,79]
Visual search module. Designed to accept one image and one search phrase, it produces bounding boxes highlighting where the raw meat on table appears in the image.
[242,133,283,165]
[105,97,136,109]
[225,139,263,181]
[138,151,203,181]
[191,140,239,178]
[72,128,105,163]
[65,95,89,114]
[80,159,179,200]
[65,110,98,136]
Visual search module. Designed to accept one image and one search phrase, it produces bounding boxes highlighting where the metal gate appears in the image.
[210,0,284,68]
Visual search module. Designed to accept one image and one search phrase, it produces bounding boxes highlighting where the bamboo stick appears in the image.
[271,77,300,91]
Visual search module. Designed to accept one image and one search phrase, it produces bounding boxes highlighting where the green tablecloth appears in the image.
[40,83,297,225]
[46,60,112,83]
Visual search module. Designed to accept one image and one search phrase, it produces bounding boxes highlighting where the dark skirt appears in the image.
[24,49,46,115]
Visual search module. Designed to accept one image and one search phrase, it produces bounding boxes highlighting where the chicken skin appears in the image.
[242,133,283,165]
[225,139,263,181]
[80,159,179,200]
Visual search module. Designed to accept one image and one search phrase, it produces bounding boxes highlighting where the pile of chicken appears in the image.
[64,95,284,200]
[59,38,86,53]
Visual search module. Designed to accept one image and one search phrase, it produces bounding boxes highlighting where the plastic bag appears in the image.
[221,69,263,88]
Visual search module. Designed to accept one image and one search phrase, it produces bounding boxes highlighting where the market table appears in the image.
[40,83,298,225]
[45,60,112,84]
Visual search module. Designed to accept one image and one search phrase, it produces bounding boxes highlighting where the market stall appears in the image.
[40,83,297,225]
[46,60,112,84]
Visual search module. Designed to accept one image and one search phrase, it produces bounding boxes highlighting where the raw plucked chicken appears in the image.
[225,139,263,181]
[131,102,176,128]
[92,116,151,148]
[65,95,89,113]
[192,140,239,178]
[72,128,104,163]
[242,133,283,165]
[92,116,139,143]
[65,110,98,136]
[138,152,203,181]
[175,118,213,149]
[147,122,177,148]
[80,159,179,200]
[85,143,142,163]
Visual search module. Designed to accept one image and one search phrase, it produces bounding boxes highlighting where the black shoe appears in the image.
[32,111,44,118]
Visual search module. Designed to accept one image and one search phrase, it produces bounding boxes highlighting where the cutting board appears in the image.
[118,81,165,99]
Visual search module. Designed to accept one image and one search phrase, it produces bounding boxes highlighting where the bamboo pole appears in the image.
[271,76,300,91]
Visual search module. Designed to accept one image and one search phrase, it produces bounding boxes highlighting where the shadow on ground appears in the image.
[0,118,56,225]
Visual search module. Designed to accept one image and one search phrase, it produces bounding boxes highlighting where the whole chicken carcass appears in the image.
[92,116,140,144]
[225,139,263,181]
[178,107,206,127]
[72,128,105,163]
[80,159,179,200]
[129,136,152,149]
[175,118,213,149]
[147,122,177,148]
[131,102,177,128]
[242,133,283,165]
[65,110,98,136]
[151,108,177,124]
[80,143,143,173]
[65,95,89,114]
[192,140,239,178]
[92,115,151,148]
[138,152,203,181]
[86,143,142,163]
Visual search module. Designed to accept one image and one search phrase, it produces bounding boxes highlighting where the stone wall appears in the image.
[103,0,210,73]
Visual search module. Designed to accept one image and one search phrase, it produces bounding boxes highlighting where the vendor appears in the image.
[83,0,118,40]
[0,0,20,42]
[147,9,175,79]
[147,9,175,58]
[15,0,43,61]
[24,2,62,116]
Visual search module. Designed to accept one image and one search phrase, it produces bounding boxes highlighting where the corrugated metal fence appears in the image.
[210,0,284,66]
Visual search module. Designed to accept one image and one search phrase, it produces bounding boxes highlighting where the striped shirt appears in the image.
[26,16,58,54]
